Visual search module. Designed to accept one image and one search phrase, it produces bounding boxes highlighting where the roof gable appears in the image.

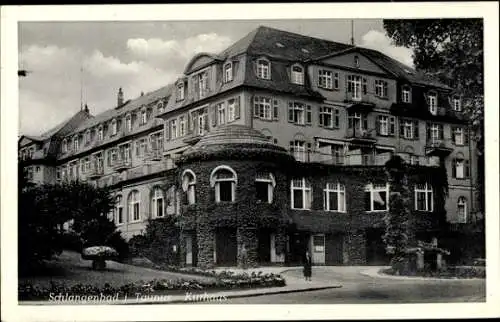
[184,53,223,75]
[318,51,391,76]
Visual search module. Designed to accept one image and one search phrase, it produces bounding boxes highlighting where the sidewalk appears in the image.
[360,266,485,281]
[20,267,342,305]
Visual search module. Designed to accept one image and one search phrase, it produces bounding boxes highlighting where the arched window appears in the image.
[115,195,124,225]
[181,169,196,205]
[256,58,271,80]
[166,185,178,215]
[157,101,165,113]
[291,64,304,85]
[256,172,276,204]
[210,165,237,202]
[151,187,164,218]
[457,197,467,223]
[128,190,141,222]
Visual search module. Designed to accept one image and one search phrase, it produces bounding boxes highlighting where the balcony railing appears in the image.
[112,158,132,172]
[145,149,163,161]
[87,165,104,179]
[345,128,377,145]
[425,138,453,157]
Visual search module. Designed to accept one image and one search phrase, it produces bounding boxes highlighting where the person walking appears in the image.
[303,250,312,281]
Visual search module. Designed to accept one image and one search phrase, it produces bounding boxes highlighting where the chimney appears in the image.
[117,87,124,106]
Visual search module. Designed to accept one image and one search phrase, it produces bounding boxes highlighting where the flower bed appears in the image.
[381,265,485,279]
[18,272,286,301]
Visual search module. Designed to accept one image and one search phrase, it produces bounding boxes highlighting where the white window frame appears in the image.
[177,83,185,101]
[453,97,462,112]
[227,99,236,122]
[457,197,467,223]
[255,173,276,204]
[111,119,117,136]
[291,102,305,125]
[254,96,272,120]
[157,101,164,113]
[319,106,338,128]
[128,190,141,223]
[431,123,441,142]
[256,58,271,80]
[152,187,164,218]
[291,178,312,210]
[98,126,104,141]
[414,182,434,212]
[379,115,389,136]
[125,114,132,132]
[402,86,411,103]
[364,183,389,212]
[181,169,196,205]
[428,93,438,115]
[375,80,388,98]
[62,139,68,153]
[348,75,362,100]
[291,64,304,85]
[224,62,233,83]
[455,159,465,179]
[179,116,186,137]
[85,130,91,145]
[404,120,414,139]
[217,103,226,125]
[291,140,306,162]
[454,127,464,145]
[73,136,79,151]
[141,109,148,125]
[115,195,124,225]
[318,69,333,89]
[323,182,346,212]
[170,119,178,140]
[210,165,237,203]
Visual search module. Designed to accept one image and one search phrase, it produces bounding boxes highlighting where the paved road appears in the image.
[224,267,486,304]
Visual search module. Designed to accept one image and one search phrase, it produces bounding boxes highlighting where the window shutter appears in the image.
[288,102,294,123]
[204,113,210,131]
[451,159,457,178]
[319,107,323,127]
[306,105,312,125]
[363,116,368,131]
[234,97,241,120]
[465,160,470,178]
[273,99,279,120]
[253,96,259,118]
[399,119,405,137]
[187,113,192,134]
[335,109,340,127]
[389,116,396,135]
[413,120,419,139]
[376,116,381,135]
[167,121,172,140]
[439,125,444,139]
[211,105,217,127]
[346,75,352,93]
[362,78,367,95]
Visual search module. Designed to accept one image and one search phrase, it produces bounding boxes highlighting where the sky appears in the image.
[18,19,415,136]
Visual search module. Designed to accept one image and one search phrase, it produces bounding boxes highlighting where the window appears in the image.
[364,183,389,212]
[128,190,141,222]
[428,123,444,142]
[26,166,34,181]
[375,80,388,98]
[35,166,41,173]
[194,72,209,98]
[111,119,117,136]
[181,170,196,205]
[318,70,338,90]
[255,172,275,204]
[347,112,367,131]
[152,187,164,218]
[56,167,61,181]
[141,109,148,125]
[290,140,307,162]
[291,178,312,210]
[347,75,365,100]
[136,138,148,157]
[377,115,396,136]
[97,126,104,141]
[452,158,470,179]
[319,106,340,128]
[84,158,91,173]
[149,132,163,152]
[217,103,226,125]
[85,130,91,145]
[454,127,464,145]
[427,92,438,115]
[354,55,360,68]
[291,64,304,85]
[177,116,185,137]
[288,102,311,125]
[115,195,124,225]
[402,86,412,103]
[415,182,433,212]
[73,136,79,151]
[324,183,346,212]
[224,62,233,83]
[256,58,271,79]
[197,110,207,136]
[457,197,467,223]
[403,120,413,139]
[453,97,461,112]
[176,83,185,101]
[157,101,164,113]
[170,119,178,140]
[225,97,240,123]
[400,119,419,140]
[253,96,272,120]
[125,114,132,132]
[62,139,68,153]
[210,166,237,203]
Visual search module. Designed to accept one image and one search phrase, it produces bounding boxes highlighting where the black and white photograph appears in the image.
[1,2,499,321]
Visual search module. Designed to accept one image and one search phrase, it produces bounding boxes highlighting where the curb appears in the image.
[360,269,485,281]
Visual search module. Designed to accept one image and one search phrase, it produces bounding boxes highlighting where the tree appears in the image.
[383,18,484,212]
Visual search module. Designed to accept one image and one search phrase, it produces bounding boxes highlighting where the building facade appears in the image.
[19,26,480,265]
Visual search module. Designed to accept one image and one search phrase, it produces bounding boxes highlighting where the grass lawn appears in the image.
[19,251,215,288]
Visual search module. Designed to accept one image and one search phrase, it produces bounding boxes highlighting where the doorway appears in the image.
[215,227,237,266]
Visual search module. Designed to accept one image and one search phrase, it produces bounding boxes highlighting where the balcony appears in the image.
[396,153,440,167]
[87,165,104,179]
[145,149,163,161]
[125,159,175,181]
[290,150,392,166]
[425,138,453,157]
[112,158,132,172]
[345,128,377,146]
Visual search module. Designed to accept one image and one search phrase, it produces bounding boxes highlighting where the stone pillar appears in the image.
[197,228,215,269]
[237,227,258,268]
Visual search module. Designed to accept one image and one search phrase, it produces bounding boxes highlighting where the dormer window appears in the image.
[453,97,461,112]
[85,130,91,145]
[125,114,132,132]
[158,101,164,113]
[402,86,412,103]
[141,109,147,125]
[176,82,185,101]
[62,139,68,153]
[97,126,104,141]
[354,55,360,68]
[224,62,233,83]
[291,64,304,85]
[256,58,271,80]
[111,119,118,136]
[73,136,79,151]
[427,92,438,115]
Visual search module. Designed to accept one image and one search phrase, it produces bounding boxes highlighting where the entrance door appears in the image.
[215,228,237,266]
[311,234,325,264]
[258,229,271,264]
[366,228,390,265]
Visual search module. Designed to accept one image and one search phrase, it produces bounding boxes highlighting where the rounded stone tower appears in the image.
[176,125,294,268]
